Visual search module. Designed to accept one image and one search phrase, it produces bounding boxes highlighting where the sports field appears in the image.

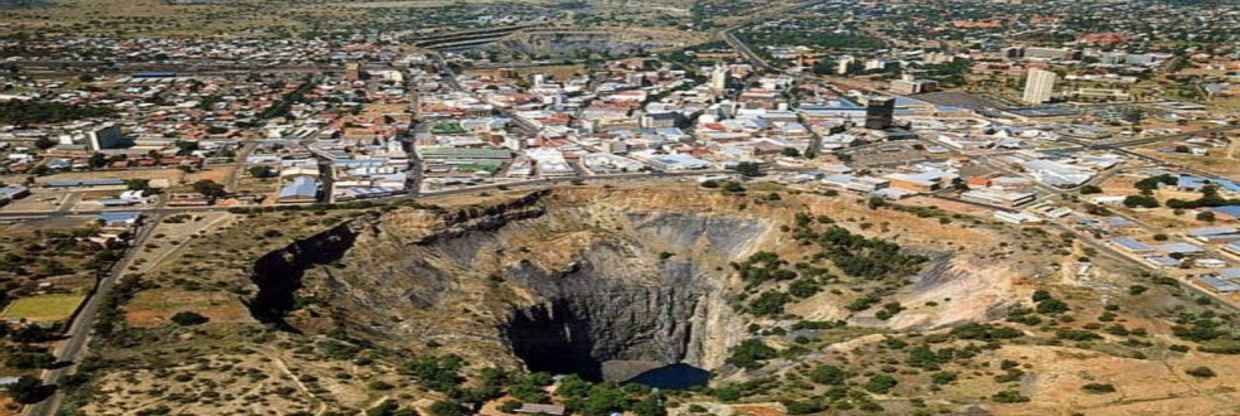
[1,294,85,322]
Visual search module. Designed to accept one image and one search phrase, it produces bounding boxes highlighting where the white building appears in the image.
[709,64,729,94]
[1022,69,1057,105]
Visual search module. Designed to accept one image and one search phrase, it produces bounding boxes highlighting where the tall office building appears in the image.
[865,96,895,130]
[87,124,124,151]
[709,64,728,94]
[836,55,856,75]
[1022,68,1057,105]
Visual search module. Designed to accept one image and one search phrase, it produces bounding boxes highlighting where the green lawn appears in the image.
[2,294,85,322]
[431,122,467,135]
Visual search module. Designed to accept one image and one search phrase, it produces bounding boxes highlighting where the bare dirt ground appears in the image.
[184,166,233,186]
[35,169,185,183]
[1132,147,1240,178]
[0,0,304,36]
[975,345,1240,416]
[0,191,66,213]
[128,212,236,276]
[79,350,329,415]
[730,403,787,416]
[0,396,17,416]
[126,289,251,328]
[902,195,995,217]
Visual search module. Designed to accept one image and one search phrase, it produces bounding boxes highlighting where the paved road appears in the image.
[23,212,165,416]
[224,141,260,193]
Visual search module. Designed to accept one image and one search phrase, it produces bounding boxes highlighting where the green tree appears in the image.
[864,374,898,394]
[249,165,277,178]
[192,180,227,199]
[809,364,846,385]
[429,400,466,416]
[632,394,666,416]
[9,375,52,404]
[734,162,762,177]
[726,339,777,370]
[557,374,591,398]
[1123,195,1159,209]
[749,291,790,316]
[404,355,464,393]
[34,136,57,150]
[931,371,957,385]
[577,384,629,416]
[89,153,109,168]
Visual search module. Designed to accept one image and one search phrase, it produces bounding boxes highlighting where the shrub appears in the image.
[1056,329,1102,341]
[875,302,904,320]
[713,385,741,402]
[931,371,957,385]
[429,400,466,416]
[864,374,898,394]
[950,323,1022,341]
[5,351,54,369]
[749,291,791,316]
[726,339,777,370]
[1036,298,1070,314]
[992,390,1030,403]
[783,400,826,415]
[1187,366,1216,378]
[788,278,822,298]
[403,355,464,392]
[499,401,522,413]
[845,294,881,312]
[809,365,846,385]
[1081,383,1116,394]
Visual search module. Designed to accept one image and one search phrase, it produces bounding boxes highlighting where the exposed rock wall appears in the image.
[248,191,769,380]
[249,220,363,323]
[500,212,766,379]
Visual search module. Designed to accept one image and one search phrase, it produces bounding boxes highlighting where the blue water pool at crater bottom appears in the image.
[625,364,711,390]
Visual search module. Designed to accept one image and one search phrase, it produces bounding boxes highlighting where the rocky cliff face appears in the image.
[502,249,719,381]
[246,190,770,379]
[249,219,365,324]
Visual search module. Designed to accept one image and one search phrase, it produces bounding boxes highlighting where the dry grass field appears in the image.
[0,293,84,322]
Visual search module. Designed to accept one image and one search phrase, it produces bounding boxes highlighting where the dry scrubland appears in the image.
[0,0,719,36]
